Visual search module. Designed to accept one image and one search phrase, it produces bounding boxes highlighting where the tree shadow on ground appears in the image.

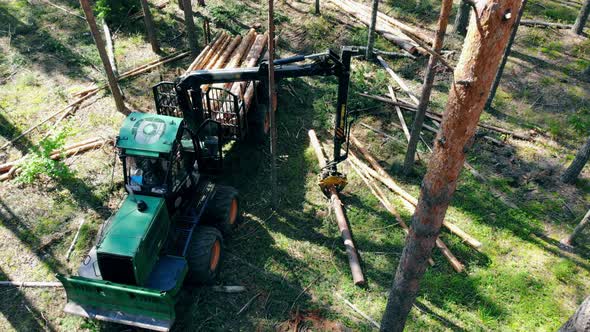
[0,266,58,332]
[0,3,96,80]
[0,112,34,156]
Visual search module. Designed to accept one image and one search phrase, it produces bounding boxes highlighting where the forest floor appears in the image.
[1,0,590,331]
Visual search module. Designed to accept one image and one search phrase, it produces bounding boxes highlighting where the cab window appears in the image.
[126,156,169,194]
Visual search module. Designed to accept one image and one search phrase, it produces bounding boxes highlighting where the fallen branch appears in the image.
[358,93,531,140]
[0,92,97,150]
[237,292,262,315]
[1,137,114,181]
[335,293,381,329]
[376,56,420,105]
[309,130,365,286]
[349,152,465,272]
[65,219,85,261]
[348,155,435,267]
[520,19,572,29]
[350,135,482,250]
[0,281,62,287]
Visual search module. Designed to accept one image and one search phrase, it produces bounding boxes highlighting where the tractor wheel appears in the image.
[185,226,223,285]
[202,185,240,236]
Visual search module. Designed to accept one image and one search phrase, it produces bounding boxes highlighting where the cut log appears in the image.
[309,130,365,286]
[358,93,532,141]
[349,152,464,272]
[350,135,482,250]
[329,0,424,55]
[211,35,242,69]
[348,156,434,266]
[520,19,572,29]
[206,35,232,69]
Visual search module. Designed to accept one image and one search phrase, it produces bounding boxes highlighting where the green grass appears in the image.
[0,0,589,331]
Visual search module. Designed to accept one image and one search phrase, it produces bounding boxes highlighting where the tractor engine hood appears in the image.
[97,195,170,286]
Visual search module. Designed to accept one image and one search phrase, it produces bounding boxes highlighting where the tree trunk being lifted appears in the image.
[309,130,365,286]
[380,0,521,328]
[79,0,126,114]
[403,0,453,174]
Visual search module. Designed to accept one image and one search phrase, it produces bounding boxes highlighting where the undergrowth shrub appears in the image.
[95,0,139,24]
[17,129,75,183]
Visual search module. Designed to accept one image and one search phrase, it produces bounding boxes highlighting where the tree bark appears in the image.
[454,0,471,36]
[486,0,528,110]
[573,0,590,35]
[315,0,320,15]
[268,0,278,209]
[79,0,126,114]
[402,0,452,174]
[380,0,521,329]
[562,208,590,246]
[366,0,379,59]
[559,296,590,332]
[562,136,590,184]
[140,0,160,53]
[182,0,199,57]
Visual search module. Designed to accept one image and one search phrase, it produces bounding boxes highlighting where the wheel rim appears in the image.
[210,240,221,271]
[229,199,238,225]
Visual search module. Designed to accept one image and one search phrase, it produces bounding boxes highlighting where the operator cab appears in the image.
[117,113,223,214]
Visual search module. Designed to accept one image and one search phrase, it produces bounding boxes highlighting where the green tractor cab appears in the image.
[58,112,240,331]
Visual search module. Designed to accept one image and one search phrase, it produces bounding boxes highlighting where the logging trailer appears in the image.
[57,46,360,331]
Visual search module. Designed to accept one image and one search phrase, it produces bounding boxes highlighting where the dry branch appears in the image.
[358,93,531,140]
[347,155,436,267]
[65,219,85,261]
[350,135,482,250]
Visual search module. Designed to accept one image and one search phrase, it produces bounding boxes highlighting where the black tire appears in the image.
[185,226,223,285]
[201,185,240,236]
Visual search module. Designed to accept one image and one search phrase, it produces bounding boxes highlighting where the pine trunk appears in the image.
[366,0,379,59]
[182,0,199,57]
[563,208,590,246]
[559,296,590,332]
[562,136,590,184]
[79,0,126,114]
[315,0,320,15]
[140,0,160,53]
[486,0,528,110]
[573,0,590,35]
[402,0,452,174]
[380,0,521,329]
[454,0,471,35]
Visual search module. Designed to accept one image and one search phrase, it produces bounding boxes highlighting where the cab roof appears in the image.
[117,112,183,155]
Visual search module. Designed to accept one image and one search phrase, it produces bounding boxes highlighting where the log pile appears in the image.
[184,30,268,116]
[327,0,434,55]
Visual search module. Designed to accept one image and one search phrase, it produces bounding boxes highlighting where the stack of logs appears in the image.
[328,0,434,56]
[185,29,268,114]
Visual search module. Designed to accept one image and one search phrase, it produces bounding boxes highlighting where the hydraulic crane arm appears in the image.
[174,46,362,192]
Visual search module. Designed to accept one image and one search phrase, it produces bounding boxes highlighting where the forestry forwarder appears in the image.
[57,46,360,331]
